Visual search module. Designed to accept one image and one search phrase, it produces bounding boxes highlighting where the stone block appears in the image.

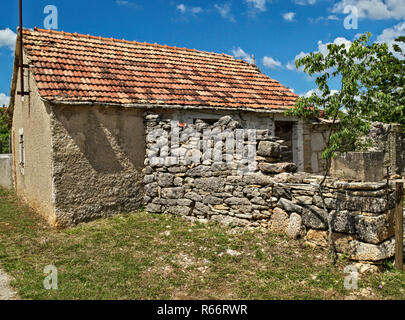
[355,214,395,244]
[276,198,303,214]
[259,162,297,174]
[286,213,305,239]
[257,141,281,158]
[270,207,289,233]
[302,206,328,230]
[330,151,384,182]
[348,238,395,261]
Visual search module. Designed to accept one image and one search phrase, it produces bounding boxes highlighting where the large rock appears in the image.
[293,195,313,205]
[270,207,289,233]
[355,214,395,244]
[348,237,395,261]
[184,192,202,202]
[305,229,355,253]
[330,210,356,234]
[332,233,356,253]
[259,162,297,174]
[302,206,328,230]
[330,151,384,182]
[286,213,305,239]
[277,198,303,214]
[313,195,336,210]
[203,195,223,205]
[225,197,251,206]
[145,203,162,213]
[187,165,211,177]
[157,173,174,187]
[194,202,210,216]
[272,184,292,200]
[211,215,250,227]
[161,187,184,199]
[145,182,159,197]
[242,173,273,186]
[306,229,328,247]
[195,177,225,192]
[342,196,388,214]
[257,141,281,158]
[165,205,191,216]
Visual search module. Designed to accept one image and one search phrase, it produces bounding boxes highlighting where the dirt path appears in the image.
[0,267,17,300]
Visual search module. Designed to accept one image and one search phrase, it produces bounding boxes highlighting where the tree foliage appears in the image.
[288,33,404,161]
[0,106,11,154]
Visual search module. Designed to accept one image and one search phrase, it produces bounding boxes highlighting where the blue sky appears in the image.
[0,0,404,106]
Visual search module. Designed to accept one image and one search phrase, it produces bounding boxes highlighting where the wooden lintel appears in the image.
[394,182,404,271]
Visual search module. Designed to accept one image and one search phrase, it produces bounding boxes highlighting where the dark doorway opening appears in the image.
[275,121,293,163]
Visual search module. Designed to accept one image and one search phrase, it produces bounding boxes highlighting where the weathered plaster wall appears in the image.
[11,59,54,225]
[144,113,397,262]
[0,154,13,189]
[368,122,404,176]
[307,123,329,174]
[51,104,145,227]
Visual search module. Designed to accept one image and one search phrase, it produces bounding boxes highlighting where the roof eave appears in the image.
[40,97,294,114]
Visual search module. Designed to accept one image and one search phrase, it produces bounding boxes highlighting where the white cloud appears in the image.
[331,0,405,20]
[286,51,308,71]
[283,12,296,21]
[287,37,352,72]
[0,93,10,107]
[245,0,267,11]
[293,0,316,5]
[309,15,340,24]
[0,28,17,51]
[231,47,254,64]
[376,21,405,57]
[244,0,268,16]
[214,3,235,22]
[262,56,282,69]
[176,3,203,15]
[301,88,339,97]
[177,4,186,13]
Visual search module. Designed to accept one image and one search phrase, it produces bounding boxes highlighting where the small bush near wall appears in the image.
[0,107,11,154]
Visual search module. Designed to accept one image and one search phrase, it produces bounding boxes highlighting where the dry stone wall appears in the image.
[144,113,398,262]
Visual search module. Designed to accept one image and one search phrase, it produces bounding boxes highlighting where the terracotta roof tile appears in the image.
[23,28,297,110]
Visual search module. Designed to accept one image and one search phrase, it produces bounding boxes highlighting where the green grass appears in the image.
[0,187,404,300]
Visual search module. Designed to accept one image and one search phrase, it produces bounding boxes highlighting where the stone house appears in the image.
[8,28,405,262]
[8,27,332,228]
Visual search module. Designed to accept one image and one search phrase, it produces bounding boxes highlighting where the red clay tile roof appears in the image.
[22,28,297,110]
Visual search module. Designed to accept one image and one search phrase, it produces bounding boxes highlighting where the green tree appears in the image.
[366,36,405,126]
[0,105,11,153]
[289,32,404,162]
[287,33,404,263]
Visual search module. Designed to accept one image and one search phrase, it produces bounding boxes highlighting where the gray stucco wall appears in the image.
[11,54,55,225]
[0,154,13,189]
[50,104,145,227]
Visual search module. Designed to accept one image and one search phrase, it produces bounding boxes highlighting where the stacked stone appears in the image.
[270,175,397,262]
[144,113,398,263]
[143,113,296,228]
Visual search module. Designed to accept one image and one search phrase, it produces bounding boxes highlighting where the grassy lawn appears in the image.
[0,188,404,300]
